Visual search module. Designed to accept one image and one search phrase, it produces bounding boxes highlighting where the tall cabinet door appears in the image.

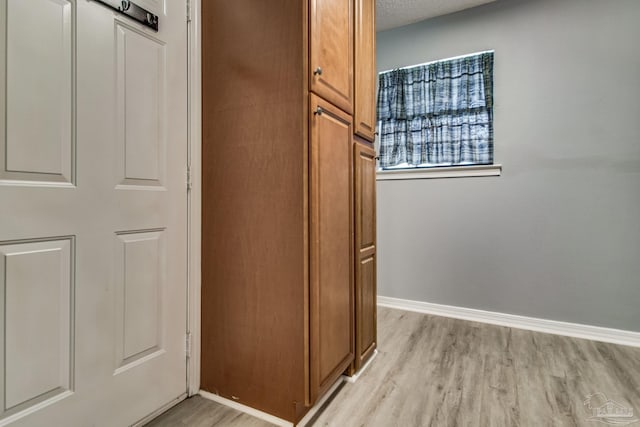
[309,94,354,404]
[310,0,354,114]
[354,140,377,370]
[354,0,376,141]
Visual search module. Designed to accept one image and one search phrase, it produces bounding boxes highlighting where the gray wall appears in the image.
[376,0,640,332]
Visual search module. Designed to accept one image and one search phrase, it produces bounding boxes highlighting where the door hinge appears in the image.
[185,332,192,359]
[186,0,192,23]
[186,166,192,191]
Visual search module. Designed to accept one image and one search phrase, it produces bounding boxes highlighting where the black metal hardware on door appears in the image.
[94,0,159,31]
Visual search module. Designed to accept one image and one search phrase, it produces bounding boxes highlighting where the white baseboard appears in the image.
[297,377,344,426]
[199,376,345,427]
[377,296,640,348]
[343,350,378,384]
[199,390,293,427]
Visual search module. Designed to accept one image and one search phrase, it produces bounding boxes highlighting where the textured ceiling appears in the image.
[377,0,497,31]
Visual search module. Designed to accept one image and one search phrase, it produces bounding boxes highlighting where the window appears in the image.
[376,51,494,171]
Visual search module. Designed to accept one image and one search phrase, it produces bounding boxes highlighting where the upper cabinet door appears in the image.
[310,0,354,114]
[354,0,376,141]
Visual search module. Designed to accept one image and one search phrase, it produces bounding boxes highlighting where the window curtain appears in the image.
[376,52,494,168]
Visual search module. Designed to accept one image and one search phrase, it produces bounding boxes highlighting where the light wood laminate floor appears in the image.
[148,307,640,426]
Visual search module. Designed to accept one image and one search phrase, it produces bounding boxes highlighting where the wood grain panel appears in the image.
[352,140,377,372]
[316,307,640,426]
[200,0,308,422]
[310,0,354,114]
[356,255,376,367]
[146,395,276,427]
[155,308,640,427]
[309,94,354,404]
[355,140,376,252]
[354,0,376,141]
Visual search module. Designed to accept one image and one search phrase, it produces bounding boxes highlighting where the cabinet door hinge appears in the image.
[185,332,192,359]
[186,0,192,23]
[186,166,192,191]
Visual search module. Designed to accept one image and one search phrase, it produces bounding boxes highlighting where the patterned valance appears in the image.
[376,52,494,168]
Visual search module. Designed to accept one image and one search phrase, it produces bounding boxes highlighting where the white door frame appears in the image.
[187,0,202,396]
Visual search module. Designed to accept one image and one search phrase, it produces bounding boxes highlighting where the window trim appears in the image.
[376,164,502,181]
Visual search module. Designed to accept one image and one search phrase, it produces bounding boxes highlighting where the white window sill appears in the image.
[376,164,502,181]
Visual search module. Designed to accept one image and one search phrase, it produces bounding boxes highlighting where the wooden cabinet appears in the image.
[309,94,354,402]
[353,139,377,370]
[201,0,374,423]
[201,2,310,422]
[310,0,354,114]
[354,0,376,141]
[200,0,376,423]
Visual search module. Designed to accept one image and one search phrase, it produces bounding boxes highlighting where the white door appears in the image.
[0,0,189,425]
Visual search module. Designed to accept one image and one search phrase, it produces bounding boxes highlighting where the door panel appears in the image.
[0,0,188,425]
[309,94,354,404]
[353,141,376,370]
[0,238,73,416]
[357,254,376,365]
[115,229,165,371]
[354,0,376,141]
[310,0,353,114]
[356,142,376,251]
[0,0,74,184]
[115,22,166,187]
